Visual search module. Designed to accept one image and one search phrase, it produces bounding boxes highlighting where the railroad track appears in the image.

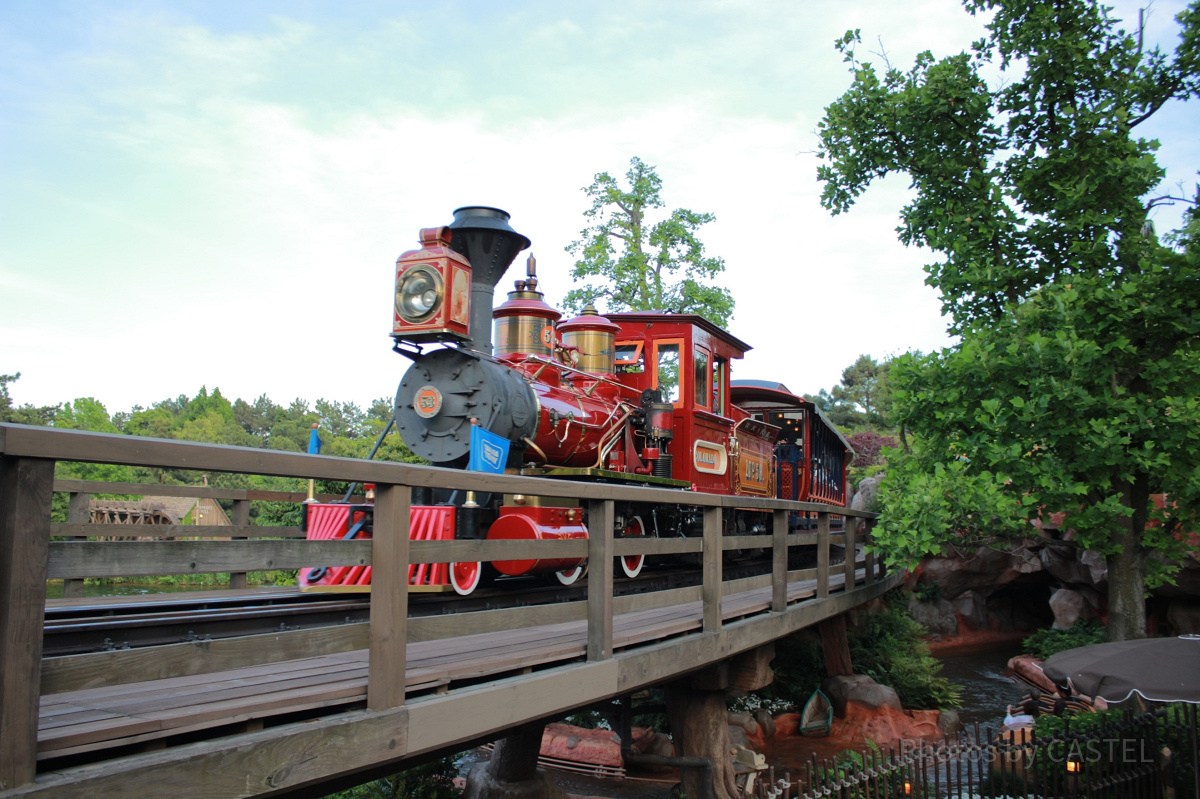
[43,546,843,656]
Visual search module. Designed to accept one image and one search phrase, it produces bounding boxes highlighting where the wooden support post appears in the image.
[702,506,722,633]
[816,511,830,599]
[817,615,854,677]
[228,499,249,591]
[863,517,876,584]
[0,456,54,791]
[844,514,858,591]
[63,491,89,599]
[771,509,787,613]
[586,499,614,662]
[368,483,409,711]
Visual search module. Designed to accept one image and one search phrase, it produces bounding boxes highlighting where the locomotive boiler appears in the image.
[299,206,853,595]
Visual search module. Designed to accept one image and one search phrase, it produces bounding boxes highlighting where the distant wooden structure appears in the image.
[89,497,231,528]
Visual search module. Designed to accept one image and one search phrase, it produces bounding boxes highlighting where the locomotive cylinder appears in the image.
[486,506,588,577]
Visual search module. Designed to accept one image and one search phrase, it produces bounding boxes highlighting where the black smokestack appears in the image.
[447,206,530,355]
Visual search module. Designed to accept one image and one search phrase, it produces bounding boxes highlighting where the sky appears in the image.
[2,0,1198,418]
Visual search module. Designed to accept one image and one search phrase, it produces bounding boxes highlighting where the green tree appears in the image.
[0,373,58,425]
[818,0,1200,640]
[563,156,734,326]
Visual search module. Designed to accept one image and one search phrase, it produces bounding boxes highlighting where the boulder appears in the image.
[539,724,622,768]
[937,709,964,735]
[851,475,882,513]
[907,596,958,637]
[822,675,903,717]
[753,709,776,739]
[916,546,1043,598]
[952,591,991,632]
[832,700,941,747]
[1049,588,1096,629]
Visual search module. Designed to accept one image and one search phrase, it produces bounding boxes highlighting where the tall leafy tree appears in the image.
[818,0,1200,640]
[563,156,734,326]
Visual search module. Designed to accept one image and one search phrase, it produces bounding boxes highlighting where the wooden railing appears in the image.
[0,423,888,794]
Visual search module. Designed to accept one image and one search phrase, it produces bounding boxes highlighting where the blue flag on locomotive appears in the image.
[467,425,509,474]
[308,425,322,455]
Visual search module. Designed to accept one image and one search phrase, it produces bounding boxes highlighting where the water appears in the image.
[935,644,1031,732]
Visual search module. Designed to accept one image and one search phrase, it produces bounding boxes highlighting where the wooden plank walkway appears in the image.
[36,572,848,764]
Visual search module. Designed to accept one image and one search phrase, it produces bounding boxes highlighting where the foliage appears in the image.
[0,373,58,425]
[847,432,895,471]
[325,756,462,799]
[804,741,913,798]
[872,455,1028,562]
[848,590,962,710]
[912,582,943,603]
[808,355,898,435]
[818,0,1200,641]
[751,589,960,712]
[1022,621,1106,660]
[563,156,734,326]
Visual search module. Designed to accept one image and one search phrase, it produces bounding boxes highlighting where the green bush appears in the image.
[747,589,961,712]
[1022,621,1105,660]
[848,590,962,710]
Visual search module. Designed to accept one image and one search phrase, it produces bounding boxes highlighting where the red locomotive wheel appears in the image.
[555,564,585,586]
[619,516,646,579]
[451,561,482,596]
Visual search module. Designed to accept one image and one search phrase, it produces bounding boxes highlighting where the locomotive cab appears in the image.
[606,312,777,497]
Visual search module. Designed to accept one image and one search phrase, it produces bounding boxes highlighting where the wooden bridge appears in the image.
[0,423,898,799]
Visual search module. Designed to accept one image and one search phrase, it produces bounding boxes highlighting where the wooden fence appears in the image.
[0,422,890,796]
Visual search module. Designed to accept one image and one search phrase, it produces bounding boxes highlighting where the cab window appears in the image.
[653,341,682,405]
[712,357,727,416]
[615,341,644,374]
[693,347,710,408]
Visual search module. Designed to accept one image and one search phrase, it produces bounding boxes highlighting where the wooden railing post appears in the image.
[844,514,858,591]
[771,509,788,613]
[702,506,722,632]
[368,483,410,710]
[0,456,54,790]
[863,517,876,584]
[816,511,830,599]
[63,490,90,598]
[586,500,614,661]
[228,499,250,590]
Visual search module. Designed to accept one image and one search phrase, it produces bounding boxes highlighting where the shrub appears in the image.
[1022,621,1106,660]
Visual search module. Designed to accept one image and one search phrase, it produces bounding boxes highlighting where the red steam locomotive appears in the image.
[299,206,852,594]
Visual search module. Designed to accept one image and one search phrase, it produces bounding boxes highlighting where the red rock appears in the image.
[539,723,623,767]
[774,712,799,737]
[819,702,945,749]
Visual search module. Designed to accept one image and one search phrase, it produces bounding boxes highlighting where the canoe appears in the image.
[799,689,833,737]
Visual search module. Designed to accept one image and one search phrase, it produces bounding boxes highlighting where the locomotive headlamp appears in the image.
[396,265,444,323]
[392,226,472,343]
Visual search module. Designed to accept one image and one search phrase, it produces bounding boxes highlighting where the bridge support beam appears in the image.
[818,614,854,677]
[664,678,738,799]
[660,644,775,799]
[463,722,568,799]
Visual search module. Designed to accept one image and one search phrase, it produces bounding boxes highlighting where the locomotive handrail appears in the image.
[0,422,887,795]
